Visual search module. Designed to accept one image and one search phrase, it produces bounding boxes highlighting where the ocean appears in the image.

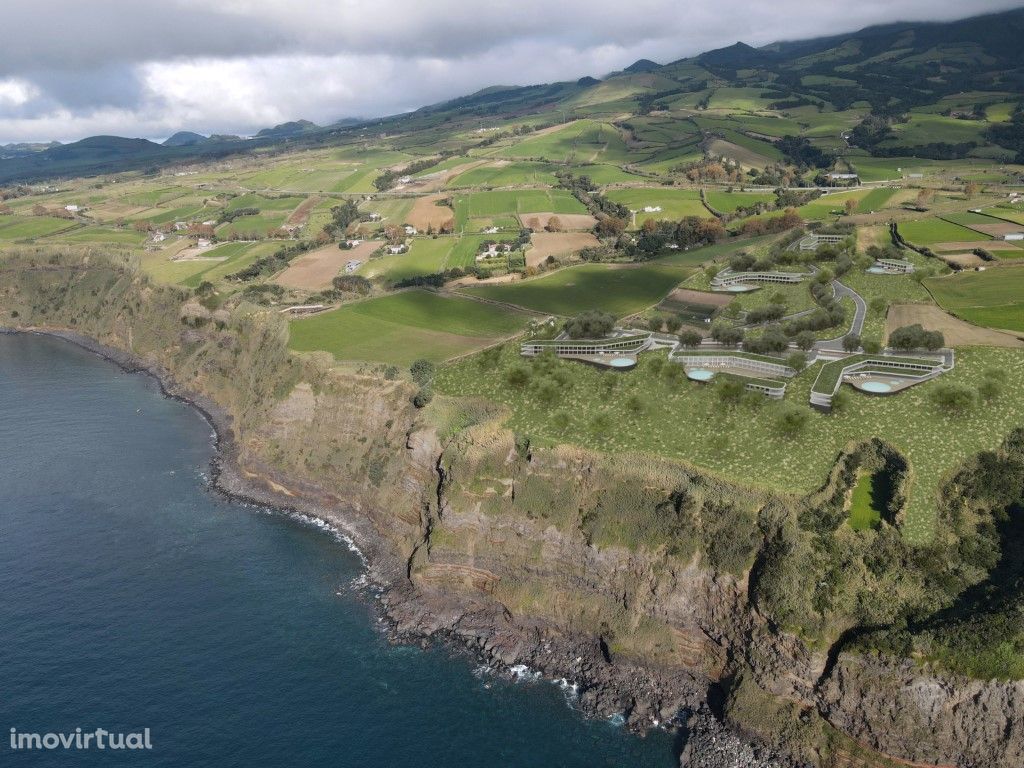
[0,333,677,767]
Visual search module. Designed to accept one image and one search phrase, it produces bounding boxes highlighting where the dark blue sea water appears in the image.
[0,333,677,767]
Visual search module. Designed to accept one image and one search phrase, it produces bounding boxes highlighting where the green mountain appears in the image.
[2,8,1023,184]
[255,119,320,138]
[162,131,208,147]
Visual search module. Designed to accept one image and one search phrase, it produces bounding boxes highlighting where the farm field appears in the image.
[898,218,992,246]
[458,261,693,317]
[435,344,1024,542]
[276,240,383,290]
[492,120,631,164]
[704,191,775,212]
[140,241,280,287]
[357,238,453,284]
[604,188,707,226]
[287,289,530,365]
[0,216,79,240]
[446,161,559,188]
[925,267,1024,333]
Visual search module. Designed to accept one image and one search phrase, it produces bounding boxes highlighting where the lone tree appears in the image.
[717,379,745,409]
[677,329,703,348]
[931,383,975,416]
[410,359,435,386]
[842,333,862,352]
[564,310,615,339]
[795,330,817,351]
[775,404,809,437]
[710,322,744,348]
[889,324,944,351]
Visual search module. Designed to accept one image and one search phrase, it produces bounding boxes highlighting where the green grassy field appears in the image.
[705,191,775,212]
[0,216,79,240]
[899,218,992,246]
[446,162,559,188]
[288,289,530,365]
[493,120,632,164]
[435,344,1024,542]
[459,261,693,317]
[925,267,1024,332]
[604,188,708,226]
[357,237,454,283]
[848,472,883,530]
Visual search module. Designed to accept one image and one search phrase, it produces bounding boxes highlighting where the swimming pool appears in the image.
[726,284,757,292]
[866,266,888,274]
[608,357,636,370]
[687,368,715,382]
[861,381,893,393]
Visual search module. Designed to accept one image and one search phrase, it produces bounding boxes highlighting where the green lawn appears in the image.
[458,262,694,317]
[288,289,530,365]
[925,267,1024,333]
[435,344,1024,543]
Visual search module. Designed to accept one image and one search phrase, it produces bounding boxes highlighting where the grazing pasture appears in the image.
[459,261,693,317]
[288,289,530,365]
[925,267,1024,333]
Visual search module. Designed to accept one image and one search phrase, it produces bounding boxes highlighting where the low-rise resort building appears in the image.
[796,233,846,251]
[710,267,811,292]
[867,258,915,275]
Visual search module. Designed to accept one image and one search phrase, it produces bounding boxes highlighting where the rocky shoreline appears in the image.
[2,326,794,767]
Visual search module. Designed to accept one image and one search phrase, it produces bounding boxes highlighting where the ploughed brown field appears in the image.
[885,303,1024,348]
[933,240,1021,252]
[519,212,598,231]
[407,194,455,231]
[274,240,383,290]
[286,195,320,227]
[525,232,601,267]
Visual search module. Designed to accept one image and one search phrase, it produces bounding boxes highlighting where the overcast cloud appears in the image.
[0,0,1020,143]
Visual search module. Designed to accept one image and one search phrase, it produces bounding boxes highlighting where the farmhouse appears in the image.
[1003,232,1024,241]
[388,244,407,255]
[64,204,80,212]
[828,173,859,181]
[403,225,417,236]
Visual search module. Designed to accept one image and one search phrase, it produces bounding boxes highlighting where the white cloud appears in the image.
[0,78,39,109]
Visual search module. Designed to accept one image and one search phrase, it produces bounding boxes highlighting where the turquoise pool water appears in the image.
[862,381,894,393]
[687,368,715,382]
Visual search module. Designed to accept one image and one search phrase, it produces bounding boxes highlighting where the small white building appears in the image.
[642,205,663,213]
[828,173,858,181]
[482,226,499,234]
[196,238,212,248]
[403,225,417,236]
[173,221,187,231]
[1005,233,1024,241]
[367,212,382,221]
[388,244,406,255]
[64,204,80,212]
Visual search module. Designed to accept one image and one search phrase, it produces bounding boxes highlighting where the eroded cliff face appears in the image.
[3,249,1021,768]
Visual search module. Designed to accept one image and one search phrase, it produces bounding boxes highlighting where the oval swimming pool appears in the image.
[862,381,893,393]
[687,368,715,382]
[609,357,636,370]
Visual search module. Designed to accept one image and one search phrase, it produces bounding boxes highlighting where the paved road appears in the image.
[814,279,867,352]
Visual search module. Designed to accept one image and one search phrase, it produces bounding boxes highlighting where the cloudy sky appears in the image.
[0,0,1019,144]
